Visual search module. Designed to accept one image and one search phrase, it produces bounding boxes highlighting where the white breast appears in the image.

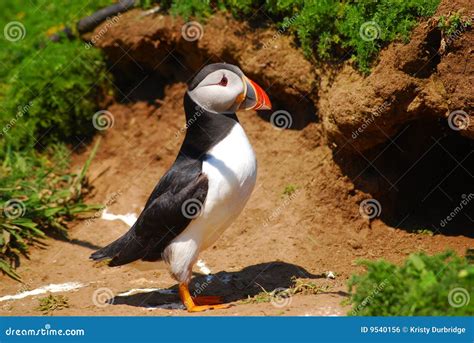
[199,123,257,248]
[164,123,257,282]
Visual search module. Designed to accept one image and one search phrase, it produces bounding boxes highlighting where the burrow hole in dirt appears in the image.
[338,118,474,237]
[108,53,194,104]
[402,27,442,78]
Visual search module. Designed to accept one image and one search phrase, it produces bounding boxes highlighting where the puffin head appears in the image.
[187,63,271,114]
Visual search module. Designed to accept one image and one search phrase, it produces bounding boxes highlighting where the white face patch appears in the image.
[188,69,245,113]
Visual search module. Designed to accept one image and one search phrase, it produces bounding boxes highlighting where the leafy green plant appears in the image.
[0,0,112,153]
[0,141,102,280]
[438,11,472,36]
[282,184,297,197]
[348,251,474,315]
[0,42,108,152]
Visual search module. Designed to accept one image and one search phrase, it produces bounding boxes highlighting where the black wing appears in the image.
[90,156,208,265]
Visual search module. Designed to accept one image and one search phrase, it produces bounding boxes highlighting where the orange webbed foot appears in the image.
[179,283,230,312]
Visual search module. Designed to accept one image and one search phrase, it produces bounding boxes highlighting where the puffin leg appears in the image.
[179,283,229,312]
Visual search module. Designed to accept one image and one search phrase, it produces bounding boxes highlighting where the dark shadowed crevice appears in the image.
[111,64,166,103]
[335,118,474,237]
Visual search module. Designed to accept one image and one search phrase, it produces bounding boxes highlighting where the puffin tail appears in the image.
[90,227,146,266]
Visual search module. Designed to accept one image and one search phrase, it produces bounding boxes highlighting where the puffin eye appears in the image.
[218,75,228,86]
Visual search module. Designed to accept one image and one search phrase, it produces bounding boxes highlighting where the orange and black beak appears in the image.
[239,76,272,111]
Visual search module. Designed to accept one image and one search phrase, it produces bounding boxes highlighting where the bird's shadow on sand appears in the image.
[111,261,344,309]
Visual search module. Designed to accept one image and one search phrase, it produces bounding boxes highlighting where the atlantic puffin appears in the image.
[91,63,271,312]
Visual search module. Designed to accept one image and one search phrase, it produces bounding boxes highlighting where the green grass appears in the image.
[0,1,112,280]
[348,251,474,315]
[156,0,441,73]
[36,294,69,315]
[282,184,297,197]
[241,277,329,304]
[0,140,102,280]
[0,0,112,152]
[0,42,109,151]
[437,11,472,36]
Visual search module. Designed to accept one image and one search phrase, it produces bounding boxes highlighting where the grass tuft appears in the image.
[241,277,329,304]
[0,141,102,280]
[282,184,297,197]
[36,294,69,315]
[438,11,472,36]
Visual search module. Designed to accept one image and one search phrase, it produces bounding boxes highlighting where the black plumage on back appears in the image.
[90,158,208,266]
